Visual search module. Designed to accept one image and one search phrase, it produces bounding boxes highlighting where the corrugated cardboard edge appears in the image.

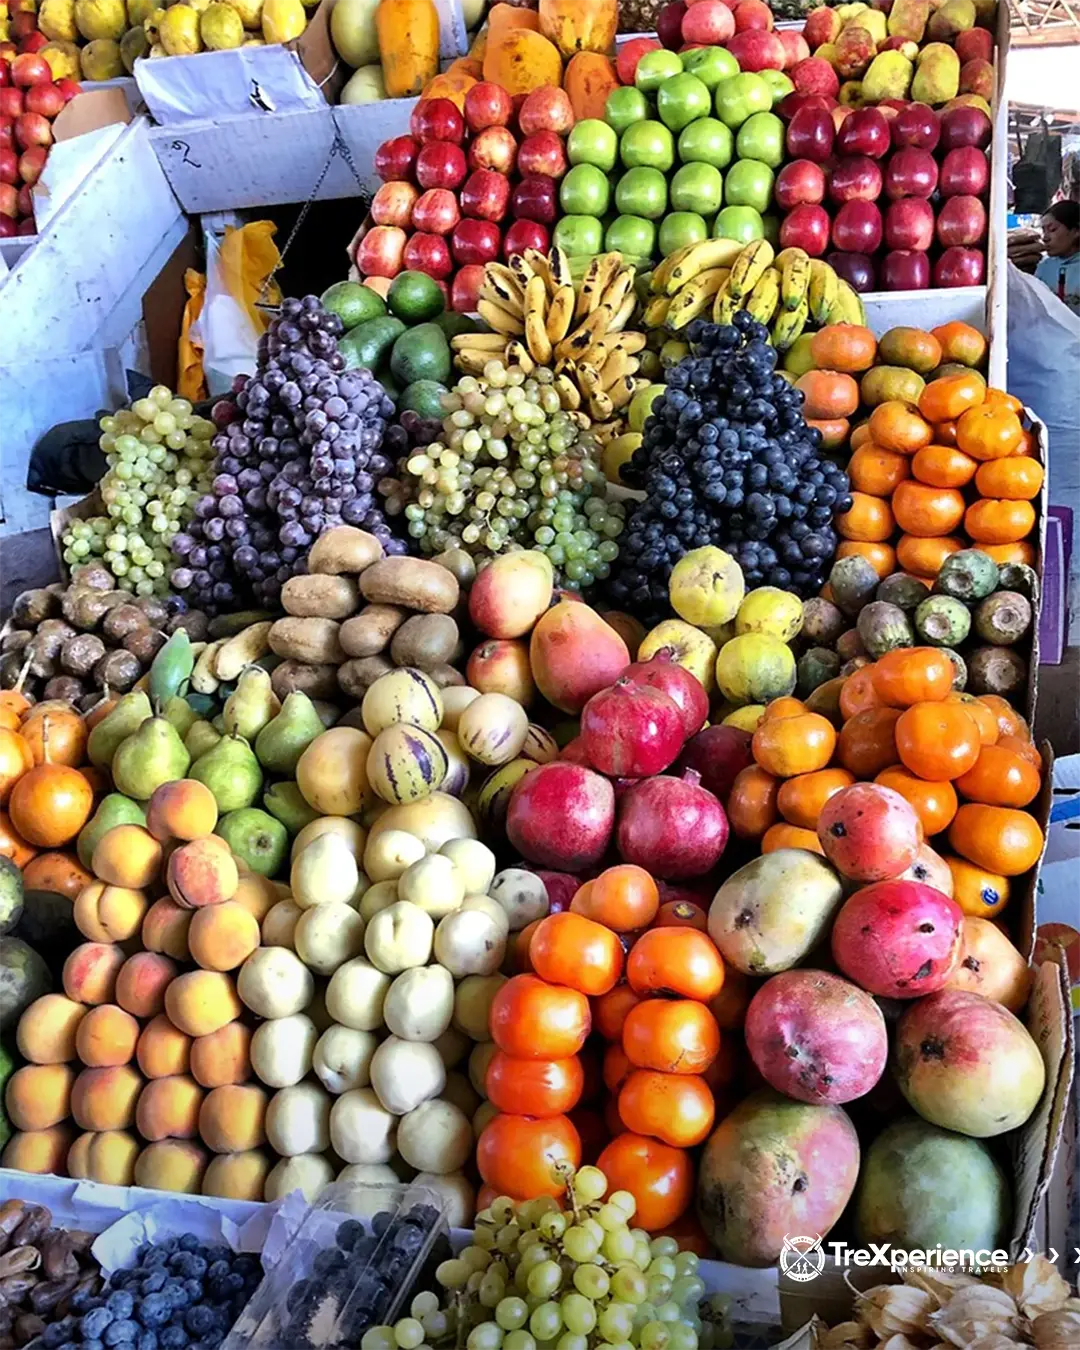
[49,489,105,583]
[53,87,134,142]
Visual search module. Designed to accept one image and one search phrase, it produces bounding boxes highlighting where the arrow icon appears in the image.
[1019,1248,1033,1262]
[1047,1249,1058,1263]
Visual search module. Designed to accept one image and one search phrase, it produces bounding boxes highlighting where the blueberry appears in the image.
[160,1239,179,1255]
[139,1294,174,1329]
[43,1325,73,1348]
[179,1236,201,1254]
[145,1250,169,1270]
[138,1335,160,1350]
[143,1271,168,1295]
[159,1328,189,1349]
[183,1279,204,1301]
[82,1307,115,1340]
[70,1291,95,1313]
[83,1340,106,1350]
[232,1258,259,1279]
[207,1262,231,1283]
[104,1319,140,1345]
[185,1307,215,1337]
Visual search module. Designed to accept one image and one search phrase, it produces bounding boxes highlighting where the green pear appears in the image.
[263,781,321,834]
[189,733,263,812]
[254,691,324,776]
[223,667,281,743]
[184,719,222,760]
[212,713,226,733]
[112,716,192,801]
[164,695,200,739]
[77,793,146,870]
[87,691,152,769]
[216,807,288,877]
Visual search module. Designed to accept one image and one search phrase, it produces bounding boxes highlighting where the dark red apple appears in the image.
[13,112,51,150]
[517,130,567,179]
[19,32,49,54]
[12,13,38,41]
[891,102,940,151]
[415,141,467,191]
[464,80,513,133]
[777,92,836,122]
[939,145,989,197]
[410,97,465,145]
[451,217,502,266]
[0,117,11,149]
[10,53,49,87]
[939,105,992,152]
[511,173,557,224]
[832,199,883,253]
[936,194,987,247]
[411,187,460,235]
[56,77,81,102]
[460,168,511,222]
[0,88,24,119]
[780,203,831,257]
[503,217,550,258]
[884,147,938,200]
[827,250,876,292]
[374,134,419,183]
[828,154,884,203]
[880,249,931,290]
[24,81,63,117]
[934,246,985,287]
[657,0,688,49]
[468,125,517,174]
[786,103,835,163]
[836,107,891,159]
[451,263,486,313]
[884,197,935,250]
[0,146,15,185]
[774,158,826,208]
[16,143,45,184]
[402,231,453,281]
[16,182,33,216]
[0,216,16,236]
[17,213,34,234]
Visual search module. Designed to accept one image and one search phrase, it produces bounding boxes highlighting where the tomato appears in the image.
[592,985,642,1041]
[651,900,708,931]
[622,998,719,1075]
[596,1132,694,1231]
[571,864,660,931]
[490,974,591,1059]
[626,927,725,1001]
[529,912,624,996]
[618,1070,715,1148]
[477,1113,581,1199]
[603,1041,633,1094]
[485,1051,585,1117]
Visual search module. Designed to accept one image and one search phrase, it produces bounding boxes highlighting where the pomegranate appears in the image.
[581,678,685,778]
[831,879,964,998]
[560,736,592,766]
[507,762,614,872]
[620,653,709,738]
[527,869,580,913]
[816,782,922,881]
[676,724,755,803]
[616,769,728,879]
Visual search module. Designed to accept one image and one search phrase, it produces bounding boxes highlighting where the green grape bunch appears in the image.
[61,385,216,598]
[379,362,626,594]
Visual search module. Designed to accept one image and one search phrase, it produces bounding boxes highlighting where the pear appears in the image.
[201,0,243,46]
[262,0,304,42]
[74,0,126,40]
[40,0,79,43]
[87,691,152,769]
[120,24,149,72]
[189,734,263,813]
[163,695,199,739]
[263,781,321,834]
[185,719,221,760]
[224,667,281,744]
[216,808,288,877]
[77,793,146,870]
[254,691,324,777]
[80,36,123,77]
[112,717,192,802]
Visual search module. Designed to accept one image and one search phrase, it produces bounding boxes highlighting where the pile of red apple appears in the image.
[775,98,991,290]
[1,48,80,239]
[652,0,811,72]
[359,83,577,313]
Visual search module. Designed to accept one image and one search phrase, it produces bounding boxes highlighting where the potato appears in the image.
[325,957,390,1031]
[441,1071,481,1121]
[440,839,496,896]
[269,617,346,665]
[265,1153,335,1203]
[314,1025,378,1094]
[362,668,444,735]
[281,575,361,620]
[454,975,506,1041]
[412,1170,475,1227]
[340,605,409,658]
[260,899,302,950]
[295,902,366,976]
[238,946,314,1019]
[397,1099,472,1174]
[468,1041,498,1097]
[360,557,460,614]
[337,1162,399,1190]
[250,1013,318,1089]
[383,966,455,1043]
[338,656,395,700]
[434,909,506,978]
[460,894,510,939]
[272,661,342,701]
[292,816,367,863]
[434,1026,470,1070]
[397,855,464,920]
[364,829,426,883]
[490,869,549,931]
[457,694,529,766]
[291,833,361,909]
[366,794,477,855]
[359,881,400,922]
[440,686,482,731]
[391,614,460,671]
[435,731,470,798]
[370,1037,446,1114]
[364,901,434,974]
[308,526,384,576]
[266,1082,332,1156]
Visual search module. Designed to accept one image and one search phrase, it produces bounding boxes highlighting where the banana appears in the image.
[779,249,811,312]
[599,349,634,390]
[772,297,809,352]
[830,278,865,326]
[507,253,535,290]
[214,621,273,683]
[727,239,775,301]
[523,275,552,363]
[478,298,525,336]
[666,266,731,330]
[505,339,535,373]
[608,291,637,334]
[558,304,613,360]
[664,237,744,295]
[522,250,555,294]
[553,374,581,410]
[609,376,637,410]
[643,294,672,328]
[589,391,615,421]
[576,362,603,396]
[451,332,506,351]
[650,243,697,293]
[486,263,525,310]
[575,253,621,320]
[545,285,575,344]
[613,331,647,355]
[713,278,737,326]
[745,267,781,324]
[455,348,501,374]
[807,259,838,325]
[190,639,226,695]
[598,266,634,316]
[549,246,572,290]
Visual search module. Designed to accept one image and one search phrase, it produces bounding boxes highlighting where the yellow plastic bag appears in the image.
[218,219,282,333]
[178,266,208,403]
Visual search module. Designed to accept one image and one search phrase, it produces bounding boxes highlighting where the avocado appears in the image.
[320,280,386,329]
[387,270,445,323]
[390,323,452,387]
[399,380,448,420]
[0,856,22,937]
[378,368,402,402]
[434,311,479,340]
[340,315,407,371]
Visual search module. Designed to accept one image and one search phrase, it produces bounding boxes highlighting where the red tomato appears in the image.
[490,974,591,1059]
[529,912,624,996]
[485,1051,584,1117]
[626,927,726,1001]
[596,1132,694,1231]
[477,1113,581,1199]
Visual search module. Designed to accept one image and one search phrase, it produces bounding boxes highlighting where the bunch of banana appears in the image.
[643,237,746,333]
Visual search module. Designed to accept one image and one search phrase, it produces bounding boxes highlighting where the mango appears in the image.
[887,0,928,40]
[927,0,976,40]
[833,25,876,78]
[529,602,629,714]
[912,42,960,105]
[862,50,913,103]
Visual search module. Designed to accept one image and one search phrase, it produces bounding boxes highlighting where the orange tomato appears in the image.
[726,765,778,840]
[0,809,38,868]
[980,540,1037,567]
[964,499,1036,545]
[622,998,720,1075]
[977,695,1029,741]
[848,444,910,496]
[761,822,825,854]
[835,707,901,778]
[795,370,860,419]
[603,1041,633,1094]
[933,420,960,446]
[776,767,855,829]
[477,1113,581,1199]
[931,321,987,369]
[806,417,850,450]
[974,457,1044,500]
[651,900,708,932]
[911,445,978,488]
[593,986,643,1041]
[895,702,981,782]
[999,734,1041,769]
[834,540,897,578]
[760,697,808,722]
[490,974,591,1059]
[872,647,954,706]
[618,1071,715,1148]
[571,864,659,932]
[19,704,87,769]
[875,765,958,835]
[956,405,1024,461]
[947,691,999,746]
[953,745,1041,808]
[0,690,32,719]
[948,804,1044,876]
[835,492,895,542]
[0,707,22,733]
[708,969,754,1030]
[946,855,1010,918]
[0,728,33,806]
[8,763,94,848]
[752,712,836,777]
[839,666,885,720]
[918,372,986,423]
[21,851,94,900]
[867,401,933,453]
[595,1132,694,1231]
[529,912,624,996]
[892,481,966,537]
[982,389,1023,414]
[626,928,725,1002]
[484,1052,585,1117]
[513,920,541,973]
[849,422,873,450]
[896,533,964,577]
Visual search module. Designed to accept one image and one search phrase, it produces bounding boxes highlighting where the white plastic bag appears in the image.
[189,229,261,396]
[1005,261,1080,441]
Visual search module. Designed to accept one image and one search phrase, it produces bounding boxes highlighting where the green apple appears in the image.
[714,73,772,129]
[670,162,723,215]
[634,49,683,94]
[553,214,604,257]
[560,163,610,216]
[681,46,739,91]
[567,119,618,172]
[605,86,649,136]
[713,205,764,244]
[735,112,785,169]
[605,214,657,258]
[620,120,674,171]
[656,73,711,133]
[677,117,733,169]
[725,158,774,213]
[659,212,708,257]
[761,214,780,246]
[760,69,795,104]
[615,167,669,221]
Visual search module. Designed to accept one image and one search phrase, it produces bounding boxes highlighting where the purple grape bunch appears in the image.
[169,294,406,612]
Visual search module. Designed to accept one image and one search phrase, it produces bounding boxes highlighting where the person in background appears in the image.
[1034,199,1080,314]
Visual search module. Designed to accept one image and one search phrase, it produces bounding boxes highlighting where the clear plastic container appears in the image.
[222,1182,452,1350]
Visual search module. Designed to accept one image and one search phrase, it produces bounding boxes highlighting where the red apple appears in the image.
[0,116,11,149]
[939,105,992,152]
[57,77,80,102]
[356,225,407,279]
[411,187,460,235]
[827,250,876,292]
[884,197,935,250]
[16,142,44,184]
[460,167,511,222]
[891,102,940,151]
[832,199,882,253]
[17,213,35,234]
[0,145,15,184]
[402,231,453,281]
[0,180,18,216]
[617,36,661,86]
[20,32,49,54]
[11,52,49,87]
[831,104,854,133]
[774,158,826,208]
[519,87,573,137]
[780,203,830,257]
[415,141,467,191]
[451,217,502,266]
[410,97,465,145]
[0,215,16,236]
[884,147,937,200]
[777,92,836,122]
[734,0,773,31]
[0,61,8,89]
[828,154,883,203]
[804,7,842,45]
[510,173,557,224]
[934,246,985,287]
[0,88,24,118]
[683,1,736,44]
[16,181,32,213]
[503,217,550,259]
[370,180,420,227]
[726,29,786,72]
[836,107,890,159]
[375,134,419,183]
[13,111,50,149]
[880,248,930,290]
[657,1,688,50]
[955,28,994,64]
[468,125,517,174]
[451,263,485,313]
[0,42,17,59]
[517,130,567,179]
[939,145,988,197]
[12,13,38,42]
[786,104,834,163]
[936,194,987,247]
[778,31,810,68]
[24,80,63,117]
[464,81,513,133]
[791,56,839,99]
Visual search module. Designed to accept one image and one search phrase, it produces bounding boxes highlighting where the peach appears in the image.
[63,941,126,1006]
[5,1063,75,1130]
[92,824,163,888]
[530,602,630,714]
[16,993,87,1064]
[198,1084,268,1153]
[136,1074,205,1141]
[468,551,553,639]
[190,1022,252,1088]
[232,870,287,922]
[141,897,193,960]
[137,1015,193,1079]
[167,836,240,910]
[75,1004,140,1068]
[71,1065,144,1131]
[466,639,535,707]
[74,881,148,943]
[134,1139,209,1194]
[115,951,179,1018]
[146,778,219,842]
[1,1124,76,1175]
[188,900,261,972]
[202,1149,272,1201]
[165,970,242,1038]
[67,1129,140,1185]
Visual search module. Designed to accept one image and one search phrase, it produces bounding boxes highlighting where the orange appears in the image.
[956,405,1024,461]
[875,765,958,835]
[911,445,978,488]
[918,372,986,423]
[895,702,981,781]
